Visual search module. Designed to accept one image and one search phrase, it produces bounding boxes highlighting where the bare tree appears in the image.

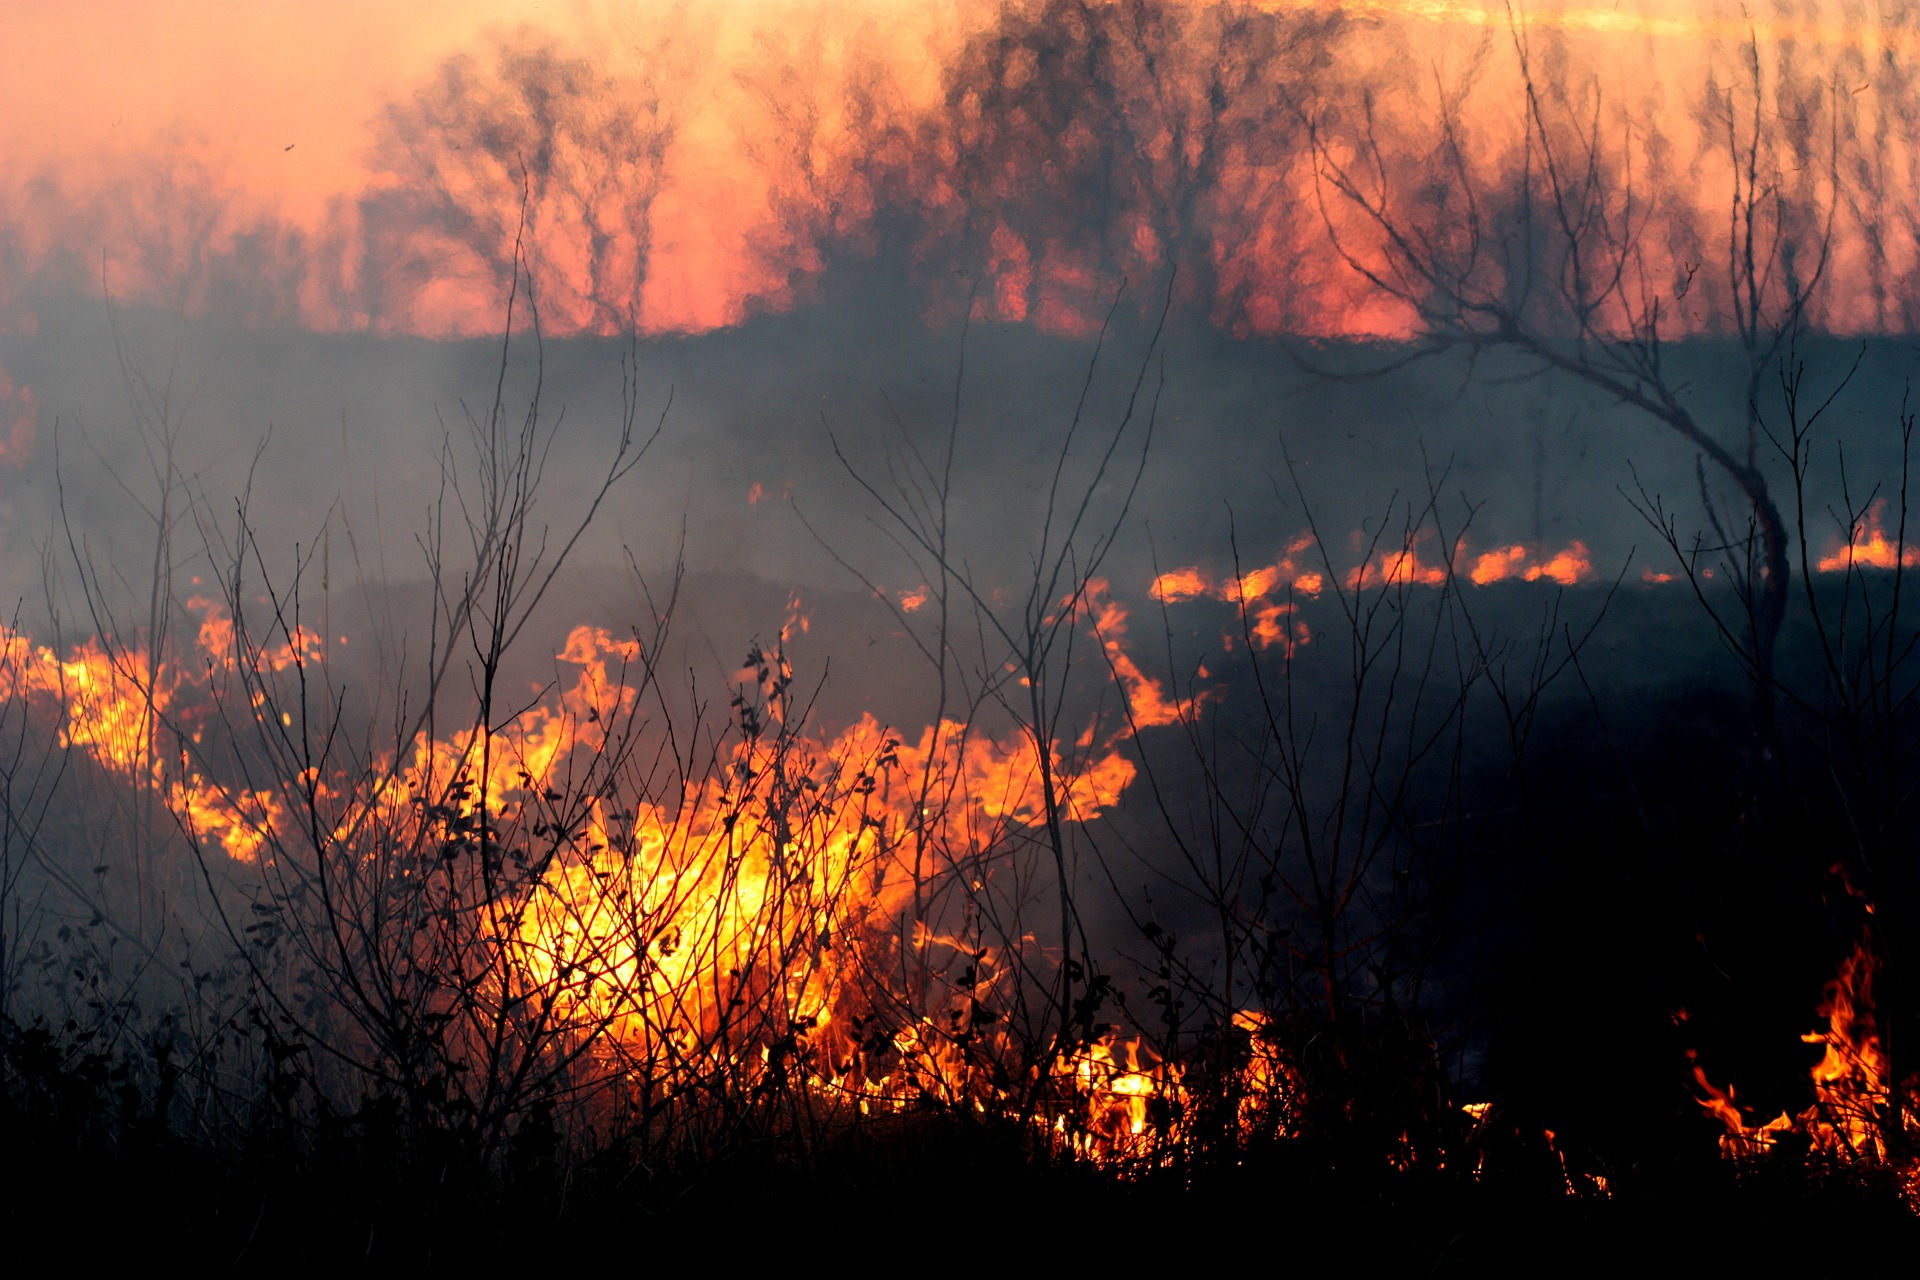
[1311,22,1843,722]
[742,0,1347,330]
[361,17,696,335]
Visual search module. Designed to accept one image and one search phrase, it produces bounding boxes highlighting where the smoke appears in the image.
[8,12,1920,1190]
[0,6,1907,901]
[0,359,33,469]
[0,6,1911,606]
[355,16,698,335]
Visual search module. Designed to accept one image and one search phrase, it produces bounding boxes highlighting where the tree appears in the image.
[1311,14,1920,1171]
[360,17,695,335]
[1311,22,1843,719]
[744,0,1347,332]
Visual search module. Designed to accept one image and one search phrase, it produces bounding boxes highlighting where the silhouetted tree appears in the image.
[747,0,1347,331]
[1312,22,1846,712]
[361,20,694,334]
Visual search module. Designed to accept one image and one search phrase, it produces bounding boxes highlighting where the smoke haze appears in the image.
[6,5,1920,1200]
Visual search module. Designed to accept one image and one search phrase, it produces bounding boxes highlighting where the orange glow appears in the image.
[1248,602,1308,654]
[1693,936,1919,1195]
[1347,539,1449,590]
[1817,500,1920,572]
[1469,545,1531,584]
[1151,531,1600,657]
[0,564,1315,1166]
[1086,580,1203,728]
[1152,535,1323,654]
[1149,567,1212,603]
[5,2,1917,339]
[1468,541,1594,586]
[1524,545,1592,585]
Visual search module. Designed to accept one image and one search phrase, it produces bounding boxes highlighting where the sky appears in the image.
[0,0,1908,792]
[2,0,1913,340]
[1,1,529,221]
[7,0,1880,189]
[0,1,967,330]
[0,2,1795,321]
[0,3,1640,212]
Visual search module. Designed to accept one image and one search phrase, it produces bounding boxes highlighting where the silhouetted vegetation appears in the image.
[8,0,1920,1261]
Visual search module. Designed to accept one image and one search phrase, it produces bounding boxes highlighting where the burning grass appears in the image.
[6,329,1920,1261]
[7,513,1919,1202]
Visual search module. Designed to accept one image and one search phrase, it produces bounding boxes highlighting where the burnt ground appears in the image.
[0,1103,1913,1272]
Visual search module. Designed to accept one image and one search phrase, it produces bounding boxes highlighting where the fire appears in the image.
[187,595,321,673]
[1347,542,1448,590]
[0,540,1677,1175]
[1693,936,1920,1191]
[1468,541,1593,586]
[1350,533,1593,592]
[1817,499,1920,572]
[1150,535,1322,655]
[1086,581,1203,728]
[1152,531,1593,599]
[1149,532,1598,660]
[0,627,163,780]
[1,569,1303,1167]
[1055,1036,1178,1157]
[1148,566,1212,603]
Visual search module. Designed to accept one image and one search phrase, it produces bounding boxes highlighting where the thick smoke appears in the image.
[3,3,1919,1200]
[1,1,1913,779]
[0,3,1910,893]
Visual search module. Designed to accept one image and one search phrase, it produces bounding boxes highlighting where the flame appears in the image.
[1247,602,1309,654]
[1151,532,1598,659]
[1151,535,1321,655]
[1345,533,1449,591]
[1148,567,1212,603]
[1693,937,1919,1191]
[0,627,164,780]
[1346,534,1591,591]
[3,570,1314,1166]
[1086,580,1204,728]
[187,595,321,672]
[1468,541,1593,586]
[0,545,1661,1172]
[1817,500,1920,572]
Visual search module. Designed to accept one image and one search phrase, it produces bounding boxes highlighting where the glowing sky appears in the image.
[0,0,1906,332]
[0,0,1774,216]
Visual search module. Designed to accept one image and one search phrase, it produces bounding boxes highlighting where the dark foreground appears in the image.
[3,1099,1911,1273]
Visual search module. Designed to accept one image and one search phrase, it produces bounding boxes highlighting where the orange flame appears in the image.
[1152,534,1321,655]
[1086,580,1203,728]
[1347,540,1449,590]
[1817,500,1920,572]
[1468,541,1593,586]
[1693,937,1918,1191]
[4,573,1301,1166]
